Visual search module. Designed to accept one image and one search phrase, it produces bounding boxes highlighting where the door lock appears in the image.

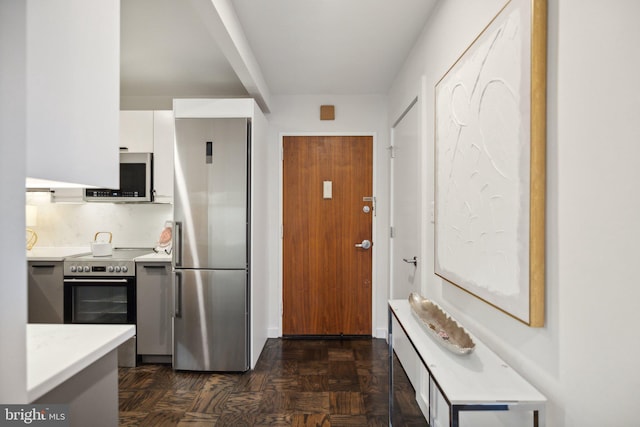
[355,239,372,250]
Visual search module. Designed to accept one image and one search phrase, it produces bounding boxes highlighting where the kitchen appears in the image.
[3,1,640,427]
[22,95,271,426]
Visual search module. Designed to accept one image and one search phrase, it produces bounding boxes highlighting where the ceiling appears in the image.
[121,0,437,105]
[120,0,248,98]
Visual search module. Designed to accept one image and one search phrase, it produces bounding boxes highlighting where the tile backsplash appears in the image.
[26,198,172,249]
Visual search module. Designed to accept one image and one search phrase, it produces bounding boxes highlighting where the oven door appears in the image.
[64,278,136,324]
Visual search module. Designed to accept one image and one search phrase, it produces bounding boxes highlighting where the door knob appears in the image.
[355,239,372,250]
[402,256,418,266]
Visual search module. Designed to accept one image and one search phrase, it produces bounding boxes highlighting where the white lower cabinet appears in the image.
[136,262,172,361]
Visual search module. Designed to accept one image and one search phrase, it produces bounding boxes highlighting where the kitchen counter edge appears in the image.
[135,252,172,262]
[27,247,91,261]
[27,324,135,402]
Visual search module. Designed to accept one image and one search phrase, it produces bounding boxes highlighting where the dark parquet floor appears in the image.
[119,338,427,426]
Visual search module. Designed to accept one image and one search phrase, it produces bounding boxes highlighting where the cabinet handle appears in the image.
[142,265,167,270]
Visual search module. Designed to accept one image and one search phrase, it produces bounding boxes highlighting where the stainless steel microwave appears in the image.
[84,152,153,202]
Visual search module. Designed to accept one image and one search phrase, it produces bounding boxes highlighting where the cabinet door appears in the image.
[119,111,154,153]
[136,263,172,355]
[26,0,120,189]
[152,111,175,201]
[28,261,64,323]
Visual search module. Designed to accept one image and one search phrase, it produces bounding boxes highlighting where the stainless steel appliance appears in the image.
[63,248,152,366]
[84,152,153,202]
[173,117,250,372]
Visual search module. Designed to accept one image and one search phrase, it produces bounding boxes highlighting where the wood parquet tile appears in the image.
[119,338,427,426]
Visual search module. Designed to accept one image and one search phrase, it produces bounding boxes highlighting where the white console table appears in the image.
[388,299,546,427]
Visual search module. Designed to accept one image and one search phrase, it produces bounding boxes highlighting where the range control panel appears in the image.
[64,260,135,277]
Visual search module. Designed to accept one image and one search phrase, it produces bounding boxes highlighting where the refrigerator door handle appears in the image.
[174,221,183,267]
[174,271,182,318]
[206,141,213,164]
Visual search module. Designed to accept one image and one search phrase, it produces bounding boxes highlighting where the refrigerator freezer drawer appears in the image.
[173,269,248,372]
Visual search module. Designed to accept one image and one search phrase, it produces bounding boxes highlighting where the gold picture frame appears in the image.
[434,0,547,327]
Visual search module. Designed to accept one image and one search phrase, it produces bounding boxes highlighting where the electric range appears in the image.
[62,248,153,367]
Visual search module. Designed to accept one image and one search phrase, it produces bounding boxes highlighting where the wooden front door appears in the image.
[283,135,373,336]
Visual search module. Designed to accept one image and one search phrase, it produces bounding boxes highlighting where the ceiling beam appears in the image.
[189,0,272,113]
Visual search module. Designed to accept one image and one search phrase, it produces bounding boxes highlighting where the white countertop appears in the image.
[26,247,172,262]
[27,247,90,261]
[135,251,172,262]
[27,324,135,402]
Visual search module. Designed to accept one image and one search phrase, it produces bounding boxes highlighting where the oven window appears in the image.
[72,285,130,324]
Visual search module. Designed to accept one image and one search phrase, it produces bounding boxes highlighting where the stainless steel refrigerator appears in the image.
[172,117,250,372]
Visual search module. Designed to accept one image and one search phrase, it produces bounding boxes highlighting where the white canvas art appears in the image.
[435,0,546,325]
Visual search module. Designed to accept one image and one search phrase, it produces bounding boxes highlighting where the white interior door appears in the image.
[389,99,422,393]
[390,99,421,299]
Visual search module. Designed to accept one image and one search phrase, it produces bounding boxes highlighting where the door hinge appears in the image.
[387,145,395,159]
[390,226,395,238]
[280,224,283,239]
[281,146,284,161]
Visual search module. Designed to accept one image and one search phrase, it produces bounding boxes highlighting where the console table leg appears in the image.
[451,406,460,427]
[388,306,394,427]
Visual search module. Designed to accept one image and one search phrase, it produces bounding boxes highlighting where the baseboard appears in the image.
[268,327,280,338]
[268,328,387,340]
[283,334,372,340]
[139,355,172,364]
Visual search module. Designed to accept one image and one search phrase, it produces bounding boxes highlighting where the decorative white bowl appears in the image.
[408,293,475,355]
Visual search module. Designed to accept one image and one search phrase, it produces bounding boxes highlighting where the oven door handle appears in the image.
[63,278,129,283]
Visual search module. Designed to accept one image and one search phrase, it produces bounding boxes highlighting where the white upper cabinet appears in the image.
[119,111,154,153]
[26,0,120,189]
[119,110,174,203]
[152,111,175,202]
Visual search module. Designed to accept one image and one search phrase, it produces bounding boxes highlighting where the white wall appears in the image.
[389,0,640,426]
[0,0,28,404]
[265,94,390,337]
[250,103,270,366]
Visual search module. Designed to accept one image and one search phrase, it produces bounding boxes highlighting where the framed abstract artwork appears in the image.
[434,0,547,326]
